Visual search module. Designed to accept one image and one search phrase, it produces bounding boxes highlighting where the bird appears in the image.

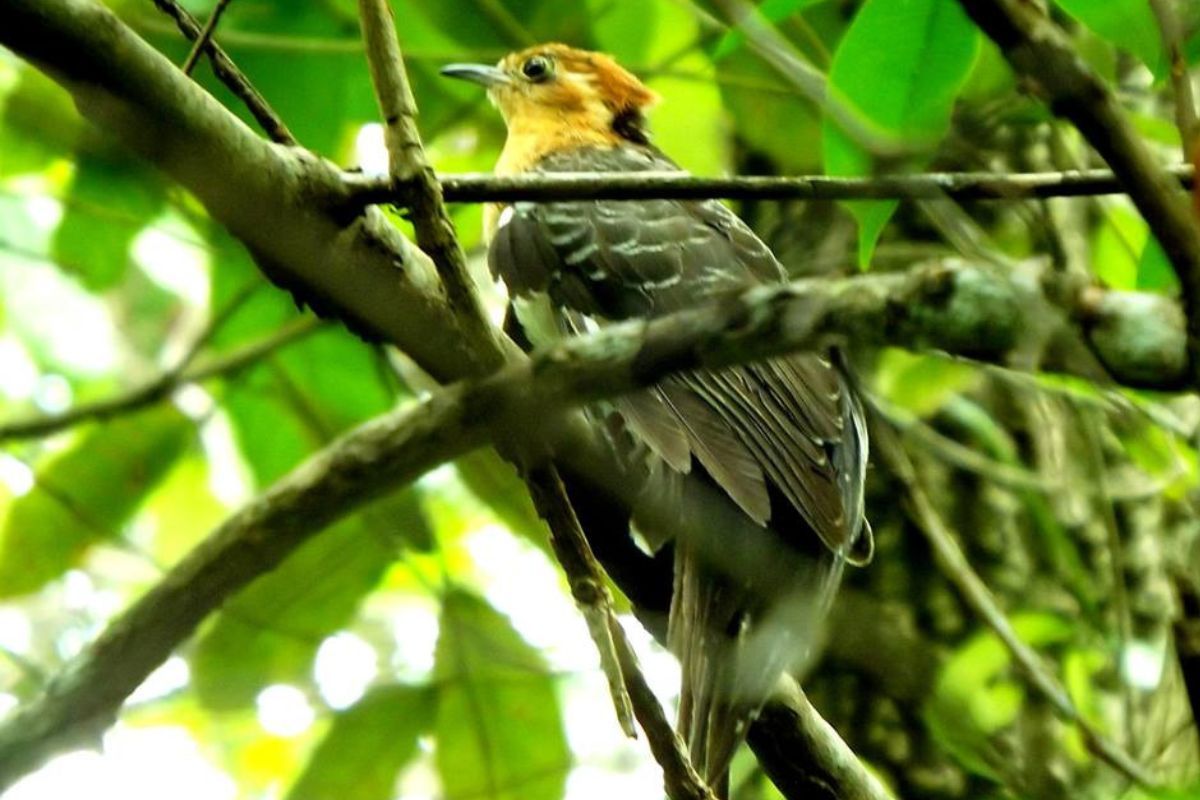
[442,44,870,793]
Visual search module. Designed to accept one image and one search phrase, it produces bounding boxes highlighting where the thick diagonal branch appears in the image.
[0,256,1182,789]
[955,0,1200,384]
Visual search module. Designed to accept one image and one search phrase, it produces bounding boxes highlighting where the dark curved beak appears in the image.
[440,63,511,87]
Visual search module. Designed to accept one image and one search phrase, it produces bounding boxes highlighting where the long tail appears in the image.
[670,531,844,795]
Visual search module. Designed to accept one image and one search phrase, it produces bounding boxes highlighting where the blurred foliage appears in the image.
[1,0,1199,798]
[823,0,979,266]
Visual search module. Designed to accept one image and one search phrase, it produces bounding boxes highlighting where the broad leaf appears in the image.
[455,449,549,551]
[0,63,82,178]
[51,151,167,291]
[434,590,570,800]
[285,684,436,800]
[1055,0,1165,79]
[925,613,1074,778]
[191,488,430,709]
[873,349,979,418]
[643,3,725,177]
[412,0,552,50]
[716,48,823,174]
[823,0,979,266]
[1092,203,1180,293]
[0,406,192,596]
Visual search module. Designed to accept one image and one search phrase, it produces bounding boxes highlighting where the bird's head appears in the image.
[441,44,659,144]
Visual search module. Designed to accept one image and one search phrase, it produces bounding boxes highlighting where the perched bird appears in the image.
[443,44,870,791]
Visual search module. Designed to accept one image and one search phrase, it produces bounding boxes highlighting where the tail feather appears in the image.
[670,529,844,795]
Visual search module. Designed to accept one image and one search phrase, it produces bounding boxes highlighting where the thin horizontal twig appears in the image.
[342,164,1196,206]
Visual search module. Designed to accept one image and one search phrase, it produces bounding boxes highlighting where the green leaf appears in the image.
[925,613,1074,777]
[823,0,979,267]
[873,349,979,418]
[141,453,229,566]
[0,406,192,596]
[1091,203,1180,293]
[434,590,570,800]
[194,312,423,707]
[221,324,402,486]
[412,0,550,50]
[644,6,725,177]
[191,488,430,709]
[206,232,292,352]
[286,684,436,800]
[1092,203,1145,290]
[585,0,658,64]
[1137,235,1179,293]
[716,47,823,173]
[1054,0,1165,79]
[51,151,167,290]
[1118,420,1199,500]
[131,1,377,158]
[455,449,549,551]
[0,62,83,178]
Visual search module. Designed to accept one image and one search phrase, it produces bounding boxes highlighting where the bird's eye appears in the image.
[521,56,552,82]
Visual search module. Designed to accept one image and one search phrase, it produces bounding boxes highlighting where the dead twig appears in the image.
[524,464,715,800]
[151,0,296,144]
[180,0,231,75]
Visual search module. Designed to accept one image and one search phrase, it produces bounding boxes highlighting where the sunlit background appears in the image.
[0,101,683,800]
[3,0,1200,798]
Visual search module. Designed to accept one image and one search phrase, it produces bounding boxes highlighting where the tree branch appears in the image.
[749,678,896,800]
[524,464,715,800]
[179,0,231,76]
[355,7,718,792]
[151,0,295,145]
[1148,0,1198,159]
[355,0,500,366]
[0,253,1182,789]
[954,0,1200,385]
[2,2,1193,796]
[341,164,1196,205]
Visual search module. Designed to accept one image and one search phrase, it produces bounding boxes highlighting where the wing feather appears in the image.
[615,389,692,473]
[659,382,770,525]
[486,144,866,556]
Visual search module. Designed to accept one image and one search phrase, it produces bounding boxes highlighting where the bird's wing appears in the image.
[488,145,866,557]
